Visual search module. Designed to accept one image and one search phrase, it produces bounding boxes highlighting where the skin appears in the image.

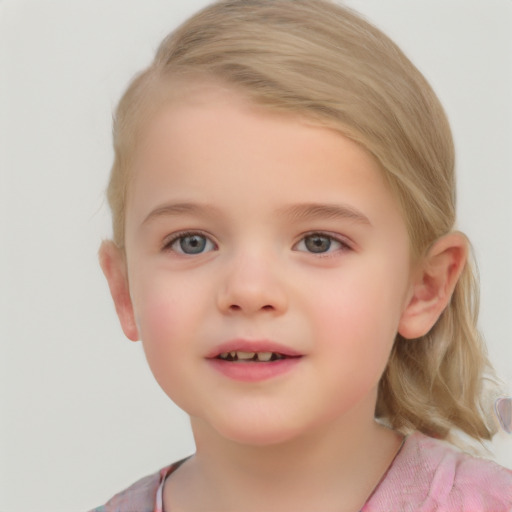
[100,84,467,511]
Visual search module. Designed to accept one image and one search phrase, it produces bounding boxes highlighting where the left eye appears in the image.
[294,233,346,254]
[167,233,216,255]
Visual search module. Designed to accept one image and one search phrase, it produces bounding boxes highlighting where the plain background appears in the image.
[1,1,511,510]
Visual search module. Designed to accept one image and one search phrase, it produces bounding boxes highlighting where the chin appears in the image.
[206,413,313,447]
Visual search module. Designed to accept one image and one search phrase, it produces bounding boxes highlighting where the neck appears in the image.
[166,408,402,512]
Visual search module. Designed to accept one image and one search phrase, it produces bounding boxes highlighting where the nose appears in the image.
[216,250,288,315]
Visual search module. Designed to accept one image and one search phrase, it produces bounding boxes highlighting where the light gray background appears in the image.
[1,1,511,511]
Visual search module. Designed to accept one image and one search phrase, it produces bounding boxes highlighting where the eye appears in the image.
[294,233,349,254]
[165,232,216,255]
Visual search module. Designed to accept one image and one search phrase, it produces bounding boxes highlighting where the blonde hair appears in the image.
[107,0,497,441]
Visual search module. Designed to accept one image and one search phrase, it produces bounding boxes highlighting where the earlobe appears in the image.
[98,241,139,341]
[398,232,468,340]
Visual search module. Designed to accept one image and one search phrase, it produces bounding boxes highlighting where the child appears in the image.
[93,0,512,510]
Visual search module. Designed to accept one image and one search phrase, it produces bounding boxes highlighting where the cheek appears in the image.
[130,266,191,337]
[139,300,179,373]
[130,275,185,361]
[129,270,209,383]
[135,289,195,402]
[310,262,407,351]
[314,294,398,402]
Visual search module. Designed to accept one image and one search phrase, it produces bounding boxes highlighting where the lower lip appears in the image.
[207,358,301,382]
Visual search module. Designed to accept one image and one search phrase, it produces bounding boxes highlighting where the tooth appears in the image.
[237,351,256,360]
[230,351,237,360]
[257,352,273,362]
[219,352,229,360]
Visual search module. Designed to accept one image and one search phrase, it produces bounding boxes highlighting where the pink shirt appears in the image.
[362,432,512,511]
[90,432,512,511]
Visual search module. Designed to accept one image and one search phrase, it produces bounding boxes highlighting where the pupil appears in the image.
[180,235,206,254]
[305,235,330,253]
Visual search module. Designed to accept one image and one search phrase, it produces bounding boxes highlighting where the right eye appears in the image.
[165,232,216,255]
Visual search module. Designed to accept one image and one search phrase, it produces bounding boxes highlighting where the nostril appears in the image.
[227,304,274,312]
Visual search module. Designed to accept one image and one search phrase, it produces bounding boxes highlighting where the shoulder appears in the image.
[364,431,512,512]
[88,466,170,512]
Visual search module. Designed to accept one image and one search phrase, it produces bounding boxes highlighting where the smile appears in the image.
[208,340,303,382]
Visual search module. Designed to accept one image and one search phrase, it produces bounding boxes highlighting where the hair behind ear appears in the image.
[377,240,496,442]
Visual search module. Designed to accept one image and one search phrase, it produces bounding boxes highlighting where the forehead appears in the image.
[132,80,369,177]
[126,83,405,234]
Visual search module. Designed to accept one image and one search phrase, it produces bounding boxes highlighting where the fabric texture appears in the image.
[362,432,512,511]
[89,432,512,512]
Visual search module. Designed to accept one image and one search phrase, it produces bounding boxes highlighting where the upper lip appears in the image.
[206,339,303,359]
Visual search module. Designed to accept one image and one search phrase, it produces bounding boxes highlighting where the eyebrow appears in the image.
[277,203,372,226]
[142,201,371,227]
[142,202,221,225]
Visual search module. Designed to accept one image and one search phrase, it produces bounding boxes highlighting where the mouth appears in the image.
[217,351,295,363]
[207,342,302,382]
[207,339,303,363]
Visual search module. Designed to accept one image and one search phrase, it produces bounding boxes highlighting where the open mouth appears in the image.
[209,344,302,381]
[217,351,294,362]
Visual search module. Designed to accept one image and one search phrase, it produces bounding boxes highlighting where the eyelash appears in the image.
[161,231,353,256]
[293,232,352,256]
[162,231,217,255]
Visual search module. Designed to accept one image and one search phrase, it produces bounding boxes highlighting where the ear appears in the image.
[98,240,139,341]
[398,232,468,339]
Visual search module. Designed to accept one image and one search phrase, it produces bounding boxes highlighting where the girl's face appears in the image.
[120,85,415,445]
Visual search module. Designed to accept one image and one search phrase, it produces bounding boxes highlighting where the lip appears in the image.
[206,339,303,359]
[205,339,303,383]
